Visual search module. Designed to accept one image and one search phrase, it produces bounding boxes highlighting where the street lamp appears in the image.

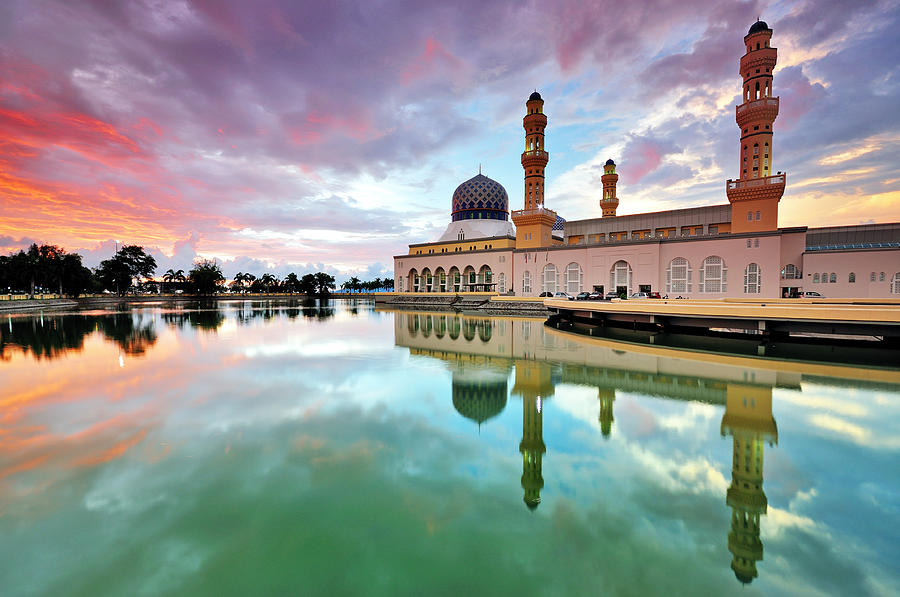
[114,240,121,296]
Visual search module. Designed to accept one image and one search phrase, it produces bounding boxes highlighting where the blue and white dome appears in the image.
[451,174,509,222]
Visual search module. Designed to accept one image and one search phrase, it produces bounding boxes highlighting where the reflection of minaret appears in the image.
[598,388,615,438]
[721,383,778,585]
[513,361,555,510]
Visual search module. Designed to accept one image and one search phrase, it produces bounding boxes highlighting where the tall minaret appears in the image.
[721,383,778,585]
[600,159,619,217]
[726,20,785,234]
[513,91,558,249]
[513,360,554,510]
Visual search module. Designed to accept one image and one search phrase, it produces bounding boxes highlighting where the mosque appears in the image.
[393,21,900,299]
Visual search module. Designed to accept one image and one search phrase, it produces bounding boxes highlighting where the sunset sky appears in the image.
[1,0,898,280]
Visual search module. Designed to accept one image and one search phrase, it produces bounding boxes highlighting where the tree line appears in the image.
[0,243,390,298]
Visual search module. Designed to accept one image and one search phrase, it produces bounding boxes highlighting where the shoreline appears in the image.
[0,293,552,316]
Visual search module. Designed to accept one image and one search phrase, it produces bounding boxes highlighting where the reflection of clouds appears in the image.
[764,506,821,540]
[2,306,899,595]
[241,338,384,359]
[776,390,869,417]
[808,414,871,445]
[628,444,728,495]
[775,385,900,451]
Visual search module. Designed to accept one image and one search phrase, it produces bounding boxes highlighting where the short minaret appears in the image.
[598,388,615,438]
[600,159,619,217]
[513,91,558,249]
[726,20,785,233]
[721,383,778,585]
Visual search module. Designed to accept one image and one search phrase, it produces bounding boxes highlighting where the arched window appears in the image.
[609,260,632,295]
[449,267,461,292]
[699,256,727,293]
[542,264,557,294]
[478,320,492,342]
[744,263,760,293]
[829,273,836,283]
[463,266,476,290]
[849,272,856,283]
[498,273,506,294]
[457,230,464,241]
[566,262,583,293]
[448,316,460,340]
[478,266,492,291]
[522,271,532,294]
[666,257,691,293]
[782,263,798,279]
[813,273,820,283]
[463,318,477,341]
[871,272,876,282]
[423,268,433,292]
[892,273,900,294]
[411,269,420,292]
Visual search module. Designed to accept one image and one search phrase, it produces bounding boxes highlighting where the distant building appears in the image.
[394,21,900,299]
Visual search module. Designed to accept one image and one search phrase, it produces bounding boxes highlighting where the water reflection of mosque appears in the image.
[393,311,808,584]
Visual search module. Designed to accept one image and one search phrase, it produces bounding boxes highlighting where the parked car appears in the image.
[587,291,603,300]
[630,292,649,299]
[801,291,825,298]
[648,291,662,299]
[538,291,553,297]
[575,291,592,300]
[553,291,576,300]
[605,291,620,300]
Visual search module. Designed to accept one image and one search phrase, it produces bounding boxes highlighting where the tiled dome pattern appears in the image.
[451,174,509,222]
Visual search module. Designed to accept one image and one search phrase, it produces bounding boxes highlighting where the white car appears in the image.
[553,292,576,300]
[801,291,824,298]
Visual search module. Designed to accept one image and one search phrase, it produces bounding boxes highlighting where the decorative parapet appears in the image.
[736,97,779,127]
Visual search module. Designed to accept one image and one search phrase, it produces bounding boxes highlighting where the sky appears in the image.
[1,0,899,281]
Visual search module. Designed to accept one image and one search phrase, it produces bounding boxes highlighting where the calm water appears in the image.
[1,300,898,596]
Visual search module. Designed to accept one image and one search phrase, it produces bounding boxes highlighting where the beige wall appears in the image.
[394,232,900,299]
[802,250,900,298]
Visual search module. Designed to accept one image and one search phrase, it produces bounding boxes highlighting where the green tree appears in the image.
[283,272,300,294]
[163,268,185,293]
[314,272,335,296]
[348,276,361,293]
[299,273,317,296]
[259,273,277,293]
[60,254,95,297]
[97,245,157,295]
[187,260,225,294]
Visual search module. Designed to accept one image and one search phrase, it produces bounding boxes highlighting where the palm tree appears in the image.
[259,273,276,293]
[348,276,361,293]
[163,268,185,293]
[283,272,300,294]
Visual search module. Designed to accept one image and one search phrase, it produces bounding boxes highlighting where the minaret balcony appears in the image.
[521,149,549,167]
[511,206,557,226]
[726,173,786,203]
[736,97,779,127]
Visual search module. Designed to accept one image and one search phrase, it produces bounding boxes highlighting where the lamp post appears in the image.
[114,240,121,297]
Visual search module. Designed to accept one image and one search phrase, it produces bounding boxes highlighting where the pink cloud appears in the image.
[620,135,682,185]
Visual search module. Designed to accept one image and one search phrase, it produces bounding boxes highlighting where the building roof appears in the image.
[805,222,900,251]
[529,91,542,101]
[564,204,732,238]
[748,20,771,35]
[451,173,509,221]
